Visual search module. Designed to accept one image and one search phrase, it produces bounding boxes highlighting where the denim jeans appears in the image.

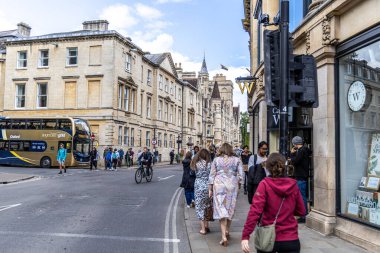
[184,189,194,205]
[297,180,308,215]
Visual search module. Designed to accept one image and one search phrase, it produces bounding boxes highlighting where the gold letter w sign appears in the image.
[237,81,255,94]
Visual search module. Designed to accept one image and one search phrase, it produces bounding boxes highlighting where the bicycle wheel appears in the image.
[135,168,143,184]
[146,167,153,182]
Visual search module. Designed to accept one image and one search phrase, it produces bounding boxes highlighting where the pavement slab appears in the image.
[184,188,370,253]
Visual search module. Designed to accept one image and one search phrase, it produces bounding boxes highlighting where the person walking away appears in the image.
[289,136,311,223]
[139,147,152,176]
[90,147,99,170]
[208,143,243,247]
[180,151,196,208]
[105,148,112,170]
[103,147,108,170]
[209,145,216,162]
[111,148,119,171]
[125,151,131,167]
[170,150,175,165]
[246,141,269,204]
[240,145,252,195]
[241,153,306,253]
[192,146,199,158]
[191,149,212,235]
[57,143,67,174]
[129,148,135,166]
[118,148,124,167]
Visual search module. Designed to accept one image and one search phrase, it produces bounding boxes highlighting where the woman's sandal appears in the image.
[219,239,228,247]
[199,230,207,235]
[205,227,210,233]
[225,231,230,240]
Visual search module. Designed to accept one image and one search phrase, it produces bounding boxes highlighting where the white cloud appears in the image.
[171,52,201,72]
[135,33,174,53]
[99,4,138,32]
[135,3,163,20]
[155,0,189,3]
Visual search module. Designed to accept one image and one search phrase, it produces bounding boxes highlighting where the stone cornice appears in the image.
[62,75,80,80]
[85,74,104,79]
[33,77,51,80]
[12,78,28,81]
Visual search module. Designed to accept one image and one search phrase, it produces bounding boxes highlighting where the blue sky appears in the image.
[0,0,250,111]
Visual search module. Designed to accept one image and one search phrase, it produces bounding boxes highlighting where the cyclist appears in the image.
[138,147,153,176]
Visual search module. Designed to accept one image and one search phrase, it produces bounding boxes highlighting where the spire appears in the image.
[211,82,221,99]
[200,53,208,74]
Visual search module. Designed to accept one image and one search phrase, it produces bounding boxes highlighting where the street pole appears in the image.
[279,0,289,157]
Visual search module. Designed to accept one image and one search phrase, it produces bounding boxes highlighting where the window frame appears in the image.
[15,83,26,109]
[147,97,152,118]
[124,127,129,146]
[125,53,132,73]
[38,49,49,68]
[36,82,48,108]
[17,51,27,69]
[66,47,78,66]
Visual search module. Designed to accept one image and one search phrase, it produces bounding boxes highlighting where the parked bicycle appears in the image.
[135,162,153,184]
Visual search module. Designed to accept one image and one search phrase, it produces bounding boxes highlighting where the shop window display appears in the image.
[339,39,380,227]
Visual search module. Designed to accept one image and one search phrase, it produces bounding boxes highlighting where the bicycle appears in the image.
[135,162,153,184]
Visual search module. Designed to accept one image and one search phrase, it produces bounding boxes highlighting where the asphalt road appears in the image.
[0,165,191,253]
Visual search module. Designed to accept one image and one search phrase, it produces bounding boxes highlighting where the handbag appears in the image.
[204,197,214,221]
[254,197,285,252]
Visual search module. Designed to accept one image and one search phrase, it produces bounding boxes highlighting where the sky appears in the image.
[0,0,250,112]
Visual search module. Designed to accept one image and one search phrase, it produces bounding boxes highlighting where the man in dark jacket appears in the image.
[247,141,268,204]
[139,147,152,175]
[170,150,175,164]
[289,136,311,223]
[180,152,195,208]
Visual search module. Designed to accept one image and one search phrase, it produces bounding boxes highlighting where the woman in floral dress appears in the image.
[191,149,211,235]
[208,143,243,247]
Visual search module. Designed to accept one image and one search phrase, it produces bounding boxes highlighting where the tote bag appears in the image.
[254,197,285,252]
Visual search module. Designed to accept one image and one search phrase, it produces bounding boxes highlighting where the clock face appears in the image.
[347,81,367,112]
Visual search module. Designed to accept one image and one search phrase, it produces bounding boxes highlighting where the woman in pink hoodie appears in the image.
[241,153,305,253]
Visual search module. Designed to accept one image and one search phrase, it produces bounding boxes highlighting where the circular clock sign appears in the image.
[347,81,370,112]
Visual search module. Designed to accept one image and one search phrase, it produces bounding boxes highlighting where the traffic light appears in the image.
[264,29,280,106]
[289,55,319,108]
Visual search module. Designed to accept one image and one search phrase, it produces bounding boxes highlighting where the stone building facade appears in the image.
[243,0,380,251]
[0,20,240,161]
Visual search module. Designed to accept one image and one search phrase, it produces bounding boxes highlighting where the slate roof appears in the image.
[185,78,198,89]
[144,53,167,65]
[211,82,221,99]
[0,29,19,38]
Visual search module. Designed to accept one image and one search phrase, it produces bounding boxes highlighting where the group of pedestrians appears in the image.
[101,147,135,171]
[181,136,311,253]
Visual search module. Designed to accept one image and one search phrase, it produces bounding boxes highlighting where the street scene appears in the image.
[1,0,380,252]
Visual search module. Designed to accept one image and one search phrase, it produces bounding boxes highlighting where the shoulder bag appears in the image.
[254,197,285,252]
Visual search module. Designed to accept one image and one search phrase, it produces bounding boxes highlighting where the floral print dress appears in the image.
[208,156,243,220]
[194,160,211,220]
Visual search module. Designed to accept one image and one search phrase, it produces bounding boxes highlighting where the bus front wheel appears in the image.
[40,157,51,168]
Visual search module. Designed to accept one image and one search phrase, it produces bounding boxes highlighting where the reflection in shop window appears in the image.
[339,39,380,228]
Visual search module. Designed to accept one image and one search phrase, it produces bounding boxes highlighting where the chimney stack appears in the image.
[17,22,31,37]
[83,20,109,31]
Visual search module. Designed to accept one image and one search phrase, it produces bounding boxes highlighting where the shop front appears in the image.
[335,25,380,246]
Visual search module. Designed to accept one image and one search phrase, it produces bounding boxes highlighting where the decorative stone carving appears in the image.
[322,16,331,45]
[256,74,264,94]
[306,30,311,54]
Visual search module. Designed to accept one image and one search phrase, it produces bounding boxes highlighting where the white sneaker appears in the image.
[186,205,190,208]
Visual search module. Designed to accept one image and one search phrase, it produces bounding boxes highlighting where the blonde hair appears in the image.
[190,149,211,170]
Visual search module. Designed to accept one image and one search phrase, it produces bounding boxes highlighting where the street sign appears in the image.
[151,138,157,145]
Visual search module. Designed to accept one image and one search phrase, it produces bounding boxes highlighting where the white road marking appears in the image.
[0,203,22,212]
[164,187,182,253]
[0,231,180,243]
[158,175,175,181]
[172,187,182,253]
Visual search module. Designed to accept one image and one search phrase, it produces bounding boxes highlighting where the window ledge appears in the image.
[37,66,49,69]
[65,65,78,68]
[16,68,27,70]
[89,64,102,66]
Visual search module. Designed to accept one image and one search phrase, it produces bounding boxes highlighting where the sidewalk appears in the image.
[0,173,35,184]
[184,189,369,253]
